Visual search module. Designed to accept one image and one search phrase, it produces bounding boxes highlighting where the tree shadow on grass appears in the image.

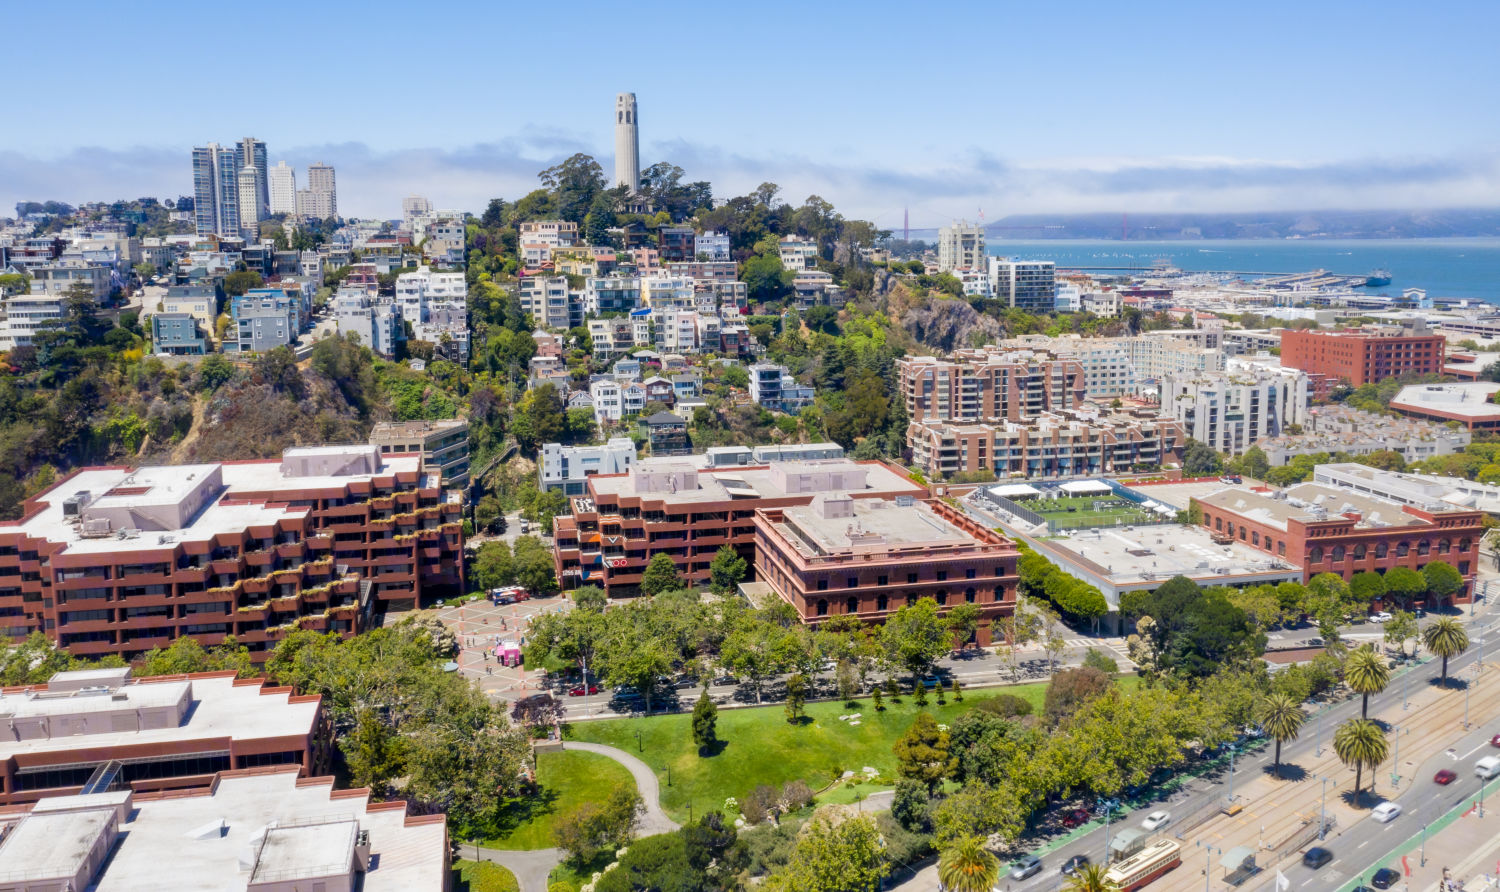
[1263,763,1308,782]
[786,715,814,727]
[489,786,561,838]
[697,739,729,758]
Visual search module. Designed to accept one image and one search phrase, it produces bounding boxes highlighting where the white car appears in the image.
[1142,810,1172,831]
[1370,612,1393,623]
[1371,802,1402,823]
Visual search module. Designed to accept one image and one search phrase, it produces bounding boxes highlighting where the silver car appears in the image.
[1010,855,1043,880]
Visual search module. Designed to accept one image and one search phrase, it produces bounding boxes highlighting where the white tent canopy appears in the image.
[1060,480,1112,495]
[991,483,1042,499]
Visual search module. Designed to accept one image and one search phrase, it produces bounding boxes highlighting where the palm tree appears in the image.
[1333,717,1389,799]
[1065,862,1122,892]
[1344,645,1391,718]
[1258,693,1305,775]
[1423,617,1471,685]
[938,836,1000,892]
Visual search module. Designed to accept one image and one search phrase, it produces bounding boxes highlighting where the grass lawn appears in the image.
[482,749,636,850]
[549,854,612,891]
[453,860,520,892]
[565,683,1050,824]
[1031,496,1161,530]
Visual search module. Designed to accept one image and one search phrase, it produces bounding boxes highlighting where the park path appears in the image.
[474,740,682,892]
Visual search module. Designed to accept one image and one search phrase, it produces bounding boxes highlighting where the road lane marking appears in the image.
[1463,741,1490,759]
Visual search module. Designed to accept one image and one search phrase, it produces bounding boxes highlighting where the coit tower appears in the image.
[614,92,640,194]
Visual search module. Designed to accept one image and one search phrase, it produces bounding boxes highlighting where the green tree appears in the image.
[1383,566,1427,605]
[938,836,1000,892]
[224,269,264,296]
[345,707,403,789]
[1350,571,1388,604]
[708,545,747,596]
[946,602,983,650]
[762,813,888,892]
[642,552,684,596]
[1343,645,1390,719]
[0,632,77,684]
[893,712,956,793]
[692,690,718,751]
[1423,617,1470,684]
[1333,717,1388,797]
[1064,862,1122,892]
[195,353,236,391]
[471,540,515,591]
[553,786,644,864]
[880,598,951,684]
[1423,561,1465,602]
[511,383,567,452]
[512,536,558,594]
[784,673,809,723]
[1258,693,1305,776]
[1181,439,1223,476]
[1384,610,1419,658]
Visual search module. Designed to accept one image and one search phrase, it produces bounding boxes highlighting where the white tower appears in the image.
[614,92,640,194]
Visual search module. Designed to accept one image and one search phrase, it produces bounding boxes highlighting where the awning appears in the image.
[991,483,1041,498]
[1220,846,1256,870]
[1140,500,1159,509]
[1061,480,1112,495]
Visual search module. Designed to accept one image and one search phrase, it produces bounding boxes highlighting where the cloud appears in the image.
[3,141,1497,229]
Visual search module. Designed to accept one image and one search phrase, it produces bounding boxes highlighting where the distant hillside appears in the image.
[908,208,1500,240]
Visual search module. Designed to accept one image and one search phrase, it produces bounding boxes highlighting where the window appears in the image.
[877,575,888,587]
[937,570,948,581]
[993,586,1004,601]
[965,588,976,603]
[1353,544,1367,560]
[1309,546,1324,563]
[876,594,888,611]
[1439,539,1451,554]
[847,597,858,614]
[935,592,948,606]
[1278,542,1286,556]
[1332,546,1345,562]
[846,577,858,589]
[1215,517,1223,531]
[816,599,828,616]
[1376,543,1389,558]
[1461,538,1473,552]
[1397,542,1410,557]
[1418,541,1431,556]
[816,579,828,591]
[1252,532,1260,546]
[907,573,918,584]
[965,568,977,580]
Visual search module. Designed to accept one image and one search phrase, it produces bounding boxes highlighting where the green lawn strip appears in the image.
[1330,772,1500,892]
[817,781,895,807]
[482,749,637,850]
[565,684,1048,824]
[453,860,520,892]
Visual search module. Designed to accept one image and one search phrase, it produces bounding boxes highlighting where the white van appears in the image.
[1475,756,1500,780]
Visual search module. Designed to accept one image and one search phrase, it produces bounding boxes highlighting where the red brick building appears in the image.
[0,446,464,661]
[1279,327,1445,389]
[552,459,928,596]
[0,667,329,806]
[753,495,1019,644]
[1192,482,1483,603]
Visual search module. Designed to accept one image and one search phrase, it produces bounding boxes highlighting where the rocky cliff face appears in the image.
[884,279,1001,352]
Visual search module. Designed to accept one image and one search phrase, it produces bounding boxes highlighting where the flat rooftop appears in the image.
[1042,523,1298,589]
[587,459,921,505]
[1195,482,1440,532]
[0,675,318,761]
[1390,382,1500,418]
[0,807,113,883]
[0,679,188,720]
[0,771,446,892]
[775,499,972,558]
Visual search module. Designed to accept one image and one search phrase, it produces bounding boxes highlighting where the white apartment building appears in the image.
[334,290,403,357]
[641,276,696,311]
[778,236,818,271]
[268,161,296,215]
[1055,282,1082,312]
[695,231,731,261]
[395,266,466,323]
[519,276,575,331]
[541,437,637,494]
[590,378,623,423]
[988,258,1055,311]
[518,220,579,247]
[1159,367,1310,455]
[937,221,985,273]
[1083,291,1122,317]
[0,294,65,349]
[402,194,433,231]
[158,287,217,333]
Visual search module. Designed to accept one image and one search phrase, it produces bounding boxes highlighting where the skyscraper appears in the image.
[238,166,261,239]
[213,148,241,238]
[614,93,639,194]
[234,137,268,222]
[268,161,297,215]
[305,162,337,219]
[191,144,223,237]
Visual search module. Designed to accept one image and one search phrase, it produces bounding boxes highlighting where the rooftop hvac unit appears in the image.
[895,494,915,507]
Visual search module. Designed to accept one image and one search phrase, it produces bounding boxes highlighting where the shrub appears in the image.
[781,779,814,811]
[742,784,777,825]
[891,778,932,832]
[1083,648,1120,674]
[974,693,1032,718]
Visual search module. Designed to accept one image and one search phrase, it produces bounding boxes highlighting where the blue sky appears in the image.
[4,0,1498,227]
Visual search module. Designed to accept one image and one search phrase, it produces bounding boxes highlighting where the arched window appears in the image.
[847,597,859,615]
[1226,522,1235,536]
[1239,527,1247,540]
[1252,532,1260,546]
[816,599,828,616]
[1308,546,1323,563]
[1397,542,1410,557]
[1461,538,1473,552]
[993,587,1004,602]
[1215,517,1223,531]
[1332,545,1346,562]
[877,594,888,612]
[1376,543,1389,559]
[1439,539,1452,554]
[1353,544,1367,560]
[1418,541,1431,556]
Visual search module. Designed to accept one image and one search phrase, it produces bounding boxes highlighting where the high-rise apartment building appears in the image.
[298,162,337,219]
[1159,367,1310,455]
[898,349,1087,424]
[937,220,985,273]
[615,93,640,194]
[190,145,222,237]
[1279,325,1445,387]
[268,161,297,215]
[236,166,260,238]
[988,259,1057,312]
[233,137,268,222]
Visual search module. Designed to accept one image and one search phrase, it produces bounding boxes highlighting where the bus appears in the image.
[1104,839,1182,892]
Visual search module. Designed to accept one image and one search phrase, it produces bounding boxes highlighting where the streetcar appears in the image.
[1103,839,1182,892]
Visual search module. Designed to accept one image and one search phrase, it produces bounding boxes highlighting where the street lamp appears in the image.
[1196,841,1220,892]
[664,763,672,787]
[635,728,643,753]
[1421,823,1429,866]
[1225,744,1239,804]
[1097,798,1119,864]
[1390,726,1408,788]
[1316,707,1325,757]
[1318,776,1335,840]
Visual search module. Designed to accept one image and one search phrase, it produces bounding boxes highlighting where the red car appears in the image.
[1491,735,1500,748]
[1435,769,1458,785]
[1062,808,1090,828]
[569,685,600,697]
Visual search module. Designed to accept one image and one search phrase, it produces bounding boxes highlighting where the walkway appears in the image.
[473,740,681,892]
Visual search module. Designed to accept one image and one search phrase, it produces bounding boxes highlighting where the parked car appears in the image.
[1371,802,1402,823]
[1141,810,1172,831]
[1303,847,1334,870]
[568,685,599,697]
[1371,612,1393,623]
[1061,808,1090,828]
[1308,637,1325,648]
[1435,769,1458,785]
[1490,734,1500,748]
[1373,868,1402,889]
[1010,855,1043,880]
[1061,856,1090,877]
